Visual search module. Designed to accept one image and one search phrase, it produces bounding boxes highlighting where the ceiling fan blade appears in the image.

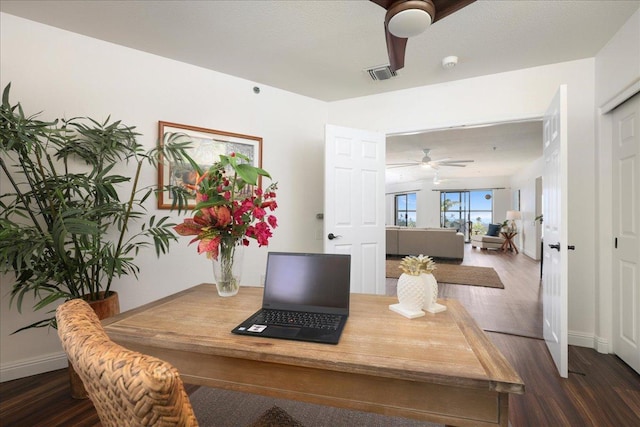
[386,162,420,169]
[432,0,477,23]
[385,23,407,72]
[370,0,395,8]
[439,160,474,164]
[439,163,468,167]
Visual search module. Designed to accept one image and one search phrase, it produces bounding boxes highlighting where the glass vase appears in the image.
[212,238,244,297]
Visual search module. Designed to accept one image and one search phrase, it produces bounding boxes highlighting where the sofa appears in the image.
[470,234,505,250]
[470,223,505,250]
[386,227,464,259]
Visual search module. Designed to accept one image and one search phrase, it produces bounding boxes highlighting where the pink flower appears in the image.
[267,215,278,228]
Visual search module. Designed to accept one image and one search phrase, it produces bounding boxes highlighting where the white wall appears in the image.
[511,157,545,259]
[594,9,640,353]
[0,13,327,381]
[329,59,598,349]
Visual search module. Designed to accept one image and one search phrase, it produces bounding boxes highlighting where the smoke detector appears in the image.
[442,56,458,69]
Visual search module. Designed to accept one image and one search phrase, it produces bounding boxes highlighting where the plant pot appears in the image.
[68,291,120,399]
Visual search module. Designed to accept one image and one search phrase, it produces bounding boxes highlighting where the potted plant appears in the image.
[0,83,192,332]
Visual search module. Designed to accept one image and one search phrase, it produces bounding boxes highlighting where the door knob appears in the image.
[327,233,341,240]
[548,242,561,251]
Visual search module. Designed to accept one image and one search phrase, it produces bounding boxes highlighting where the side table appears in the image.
[500,232,519,253]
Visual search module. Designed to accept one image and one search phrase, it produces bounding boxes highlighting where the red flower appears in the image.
[174,218,202,236]
[252,206,266,220]
[262,200,277,211]
[198,236,221,259]
[209,205,231,227]
[174,153,278,259]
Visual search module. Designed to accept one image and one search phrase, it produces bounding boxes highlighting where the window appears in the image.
[395,193,416,227]
[440,190,493,241]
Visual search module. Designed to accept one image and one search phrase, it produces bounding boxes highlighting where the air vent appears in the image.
[366,65,397,81]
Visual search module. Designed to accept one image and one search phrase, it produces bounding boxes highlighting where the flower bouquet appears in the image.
[174,152,277,296]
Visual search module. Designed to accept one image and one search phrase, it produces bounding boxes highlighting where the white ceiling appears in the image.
[2,0,638,183]
[385,120,543,184]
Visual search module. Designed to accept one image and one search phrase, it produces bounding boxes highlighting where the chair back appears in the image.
[56,299,198,427]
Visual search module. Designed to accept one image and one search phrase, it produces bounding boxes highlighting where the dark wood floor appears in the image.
[1,244,639,426]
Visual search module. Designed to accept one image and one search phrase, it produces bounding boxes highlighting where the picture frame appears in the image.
[157,121,263,209]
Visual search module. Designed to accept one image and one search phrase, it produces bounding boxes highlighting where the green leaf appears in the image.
[234,163,259,185]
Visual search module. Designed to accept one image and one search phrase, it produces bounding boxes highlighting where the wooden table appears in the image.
[500,232,519,253]
[103,284,524,427]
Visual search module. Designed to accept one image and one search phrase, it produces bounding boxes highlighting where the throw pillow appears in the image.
[487,224,502,237]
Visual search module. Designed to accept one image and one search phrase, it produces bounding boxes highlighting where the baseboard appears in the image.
[568,330,597,349]
[0,351,67,383]
[523,248,540,261]
[595,335,610,354]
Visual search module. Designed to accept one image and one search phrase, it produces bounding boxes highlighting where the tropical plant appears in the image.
[0,84,193,331]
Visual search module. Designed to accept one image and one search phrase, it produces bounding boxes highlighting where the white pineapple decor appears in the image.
[389,255,444,319]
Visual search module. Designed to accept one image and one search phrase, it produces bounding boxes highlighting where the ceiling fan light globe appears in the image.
[388,9,432,38]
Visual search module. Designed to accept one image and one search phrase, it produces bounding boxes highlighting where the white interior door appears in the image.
[612,92,640,374]
[542,85,569,378]
[324,124,386,295]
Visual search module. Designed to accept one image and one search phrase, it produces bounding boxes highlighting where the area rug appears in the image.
[386,260,504,289]
[189,385,441,427]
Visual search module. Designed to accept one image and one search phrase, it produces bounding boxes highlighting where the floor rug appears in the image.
[386,260,504,289]
[189,386,441,427]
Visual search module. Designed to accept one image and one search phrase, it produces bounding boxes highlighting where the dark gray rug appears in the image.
[189,386,442,427]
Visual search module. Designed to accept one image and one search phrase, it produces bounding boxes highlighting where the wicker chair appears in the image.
[56,299,199,427]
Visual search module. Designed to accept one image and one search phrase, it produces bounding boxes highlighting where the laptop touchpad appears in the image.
[266,326,300,337]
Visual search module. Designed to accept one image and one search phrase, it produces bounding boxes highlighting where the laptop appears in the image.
[232,252,351,344]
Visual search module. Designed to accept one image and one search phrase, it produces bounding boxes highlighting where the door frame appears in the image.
[386,115,544,252]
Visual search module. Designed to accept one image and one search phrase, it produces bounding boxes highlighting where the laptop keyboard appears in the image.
[255,310,342,330]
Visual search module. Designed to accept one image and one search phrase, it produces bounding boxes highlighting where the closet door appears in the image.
[612,92,640,374]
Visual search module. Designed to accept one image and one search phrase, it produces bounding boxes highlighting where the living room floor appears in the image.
[386,243,640,426]
[387,242,542,339]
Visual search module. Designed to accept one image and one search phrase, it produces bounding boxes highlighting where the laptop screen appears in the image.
[262,252,350,314]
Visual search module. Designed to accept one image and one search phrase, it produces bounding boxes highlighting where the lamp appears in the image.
[506,210,522,233]
[386,0,435,38]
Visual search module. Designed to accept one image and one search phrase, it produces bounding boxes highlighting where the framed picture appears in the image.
[157,121,263,209]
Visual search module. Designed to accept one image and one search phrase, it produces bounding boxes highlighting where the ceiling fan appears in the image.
[387,148,474,169]
[369,0,476,71]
